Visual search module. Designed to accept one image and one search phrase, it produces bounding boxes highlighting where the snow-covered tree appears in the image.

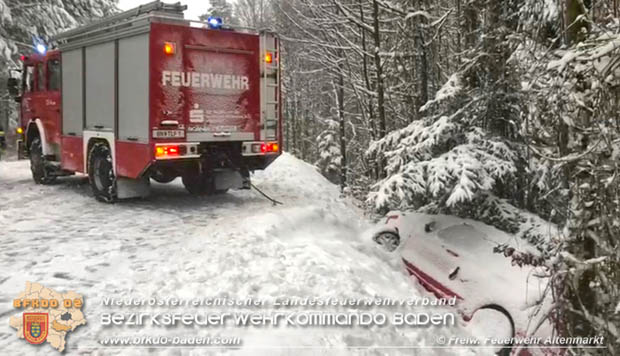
[366,73,520,219]
[523,29,620,353]
[366,0,524,230]
[315,118,342,185]
[0,0,118,70]
[199,0,238,26]
[235,0,273,29]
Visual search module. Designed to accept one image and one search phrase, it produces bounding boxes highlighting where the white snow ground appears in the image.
[0,153,478,355]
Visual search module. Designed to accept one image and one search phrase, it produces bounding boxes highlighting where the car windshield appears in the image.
[436,224,490,250]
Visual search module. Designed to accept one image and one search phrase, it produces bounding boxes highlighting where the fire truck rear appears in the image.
[8,1,282,202]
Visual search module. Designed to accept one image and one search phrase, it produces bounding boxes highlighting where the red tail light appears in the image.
[250,142,279,154]
[259,142,279,153]
[246,142,280,155]
[155,145,180,158]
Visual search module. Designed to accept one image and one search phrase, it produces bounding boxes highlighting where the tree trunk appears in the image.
[413,4,429,115]
[337,71,347,191]
[372,0,387,177]
[359,0,376,140]
[565,0,589,44]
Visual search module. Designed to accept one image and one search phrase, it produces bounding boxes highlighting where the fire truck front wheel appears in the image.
[88,142,117,203]
[29,137,56,185]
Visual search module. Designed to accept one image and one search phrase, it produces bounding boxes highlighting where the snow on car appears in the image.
[372,211,561,356]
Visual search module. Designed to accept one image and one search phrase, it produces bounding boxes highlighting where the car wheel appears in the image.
[466,305,514,356]
[30,137,56,184]
[373,231,400,252]
[88,142,117,203]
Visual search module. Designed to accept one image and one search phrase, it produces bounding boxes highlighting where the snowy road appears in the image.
[0,154,473,355]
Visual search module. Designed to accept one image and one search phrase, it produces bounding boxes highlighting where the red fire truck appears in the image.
[7,1,282,202]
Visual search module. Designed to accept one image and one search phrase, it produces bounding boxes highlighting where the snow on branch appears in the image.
[367,114,517,213]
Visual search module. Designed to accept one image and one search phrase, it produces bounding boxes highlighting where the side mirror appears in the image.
[7,77,20,98]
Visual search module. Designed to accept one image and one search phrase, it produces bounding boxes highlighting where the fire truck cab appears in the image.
[9,1,282,202]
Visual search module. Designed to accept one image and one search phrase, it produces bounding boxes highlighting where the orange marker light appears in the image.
[16,127,24,134]
[164,42,175,55]
[265,52,273,64]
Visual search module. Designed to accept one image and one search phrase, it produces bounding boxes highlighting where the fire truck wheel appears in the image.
[29,137,56,185]
[88,142,117,203]
[181,174,212,195]
[151,168,177,184]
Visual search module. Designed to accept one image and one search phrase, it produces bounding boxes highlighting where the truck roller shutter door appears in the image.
[118,34,149,143]
[85,42,115,131]
[62,49,83,136]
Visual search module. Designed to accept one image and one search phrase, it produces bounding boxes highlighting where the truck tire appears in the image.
[182,174,212,195]
[151,168,177,184]
[29,137,56,184]
[88,142,117,203]
[181,166,216,195]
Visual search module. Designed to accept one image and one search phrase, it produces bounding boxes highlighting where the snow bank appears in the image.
[0,154,475,355]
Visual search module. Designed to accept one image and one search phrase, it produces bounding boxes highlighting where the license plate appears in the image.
[153,130,185,138]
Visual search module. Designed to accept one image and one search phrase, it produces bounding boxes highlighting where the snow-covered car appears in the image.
[373,212,561,356]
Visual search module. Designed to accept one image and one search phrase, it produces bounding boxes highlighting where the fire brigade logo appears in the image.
[23,313,48,344]
[10,282,86,352]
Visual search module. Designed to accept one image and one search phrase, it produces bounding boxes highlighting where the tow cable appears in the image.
[222,156,283,206]
[250,182,283,206]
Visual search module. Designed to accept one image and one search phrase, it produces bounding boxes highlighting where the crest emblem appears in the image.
[23,313,48,344]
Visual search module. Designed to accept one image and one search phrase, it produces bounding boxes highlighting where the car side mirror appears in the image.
[7,77,20,99]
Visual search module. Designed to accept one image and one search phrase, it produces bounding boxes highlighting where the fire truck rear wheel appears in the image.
[181,174,212,195]
[88,142,117,203]
[29,137,56,185]
[151,168,177,184]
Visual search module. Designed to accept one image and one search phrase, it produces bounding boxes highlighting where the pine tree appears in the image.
[0,0,118,70]
[316,118,343,185]
[199,0,238,26]
[235,0,273,29]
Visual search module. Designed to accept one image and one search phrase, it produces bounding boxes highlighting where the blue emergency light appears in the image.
[35,43,47,55]
[207,16,223,29]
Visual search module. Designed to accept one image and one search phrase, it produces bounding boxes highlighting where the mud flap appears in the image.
[214,170,244,191]
[17,139,25,160]
[117,176,151,199]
